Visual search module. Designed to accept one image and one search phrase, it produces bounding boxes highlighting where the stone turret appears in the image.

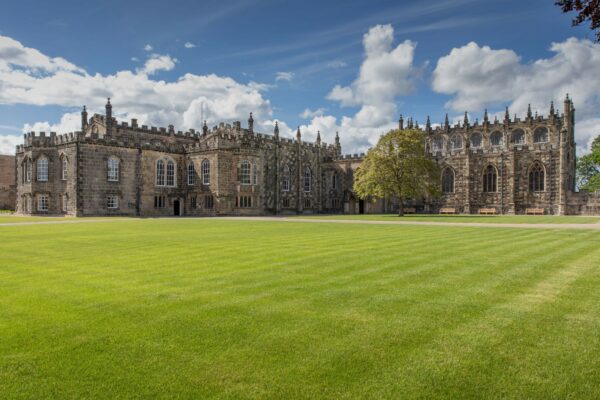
[273,121,279,139]
[483,109,489,124]
[399,115,404,130]
[426,115,431,132]
[202,120,208,136]
[105,98,113,136]
[444,113,449,131]
[335,131,341,154]
[248,112,254,134]
[504,106,510,125]
[463,112,469,128]
[296,126,301,141]
[81,105,88,131]
[316,130,321,146]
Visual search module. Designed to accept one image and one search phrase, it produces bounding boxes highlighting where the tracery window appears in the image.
[304,167,311,192]
[490,131,502,147]
[282,165,290,192]
[451,135,463,150]
[432,136,444,152]
[332,172,339,189]
[442,168,455,193]
[529,162,545,192]
[483,165,497,193]
[512,129,525,145]
[533,127,549,143]
[37,194,49,211]
[470,132,482,148]
[37,157,48,181]
[26,158,32,183]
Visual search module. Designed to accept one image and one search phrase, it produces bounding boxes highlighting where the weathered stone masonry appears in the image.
[13,97,600,216]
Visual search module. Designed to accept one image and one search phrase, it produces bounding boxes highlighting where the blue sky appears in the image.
[0,0,598,154]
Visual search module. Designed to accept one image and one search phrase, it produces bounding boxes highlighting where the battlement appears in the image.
[337,153,365,161]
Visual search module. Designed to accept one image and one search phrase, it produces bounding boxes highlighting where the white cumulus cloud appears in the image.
[184,42,196,49]
[143,44,153,52]
[300,108,327,119]
[432,38,600,152]
[138,54,178,75]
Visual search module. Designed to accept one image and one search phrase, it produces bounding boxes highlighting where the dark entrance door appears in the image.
[359,199,365,214]
[173,199,181,216]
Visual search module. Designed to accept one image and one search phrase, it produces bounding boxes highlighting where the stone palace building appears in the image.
[13,96,600,216]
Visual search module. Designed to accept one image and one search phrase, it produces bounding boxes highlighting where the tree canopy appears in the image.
[556,0,600,42]
[353,129,440,216]
[577,135,600,191]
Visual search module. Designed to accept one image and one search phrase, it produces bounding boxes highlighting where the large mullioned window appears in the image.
[490,131,502,147]
[166,161,175,186]
[483,165,497,193]
[529,162,545,192]
[37,157,48,181]
[533,127,549,143]
[187,163,196,186]
[451,135,463,150]
[107,157,119,181]
[470,133,482,149]
[303,167,311,192]
[240,161,251,185]
[442,168,455,193]
[282,165,290,192]
[61,157,68,180]
[202,160,210,185]
[156,160,165,186]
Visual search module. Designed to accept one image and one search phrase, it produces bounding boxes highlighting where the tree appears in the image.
[354,129,441,216]
[556,0,600,42]
[577,134,600,191]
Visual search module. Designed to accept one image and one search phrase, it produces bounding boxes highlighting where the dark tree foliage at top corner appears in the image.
[556,0,600,42]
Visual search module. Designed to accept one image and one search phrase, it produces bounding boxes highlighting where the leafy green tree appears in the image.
[577,135,600,191]
[556,0,600,42]
[354,129,440,216]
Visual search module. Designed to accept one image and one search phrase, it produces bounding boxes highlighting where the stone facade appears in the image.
[13,97,598,216]
[0,155,17,210]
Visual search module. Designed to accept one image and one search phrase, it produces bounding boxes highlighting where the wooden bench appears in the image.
[439,207,456,214]
[404,207,416,214]
[478,208,497,215]
[525,208,545,215]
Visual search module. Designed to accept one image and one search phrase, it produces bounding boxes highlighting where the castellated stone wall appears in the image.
[0,155,16,210]
[13,98,598,216]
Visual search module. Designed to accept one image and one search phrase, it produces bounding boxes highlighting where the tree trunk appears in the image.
[398,198,404,216]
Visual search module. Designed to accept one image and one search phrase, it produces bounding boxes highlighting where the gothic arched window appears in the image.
[282,165,290,192]
[432,136,444,152]
[61,157,68,180]
[483,165,497,193]
[451,135,463,150]
[37,157,48,182]
[442,167,455,193]
[533,127,549,143]
[202,159,210,185]
[512,129,525,145]
[304,167,311,192]
[253,163,258,185]
[470,132,482,148]
[156,160,165,186]
[490,131,502,147]
[529,162,545,192]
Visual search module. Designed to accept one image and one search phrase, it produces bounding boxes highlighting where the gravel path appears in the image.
[1,216,599,230]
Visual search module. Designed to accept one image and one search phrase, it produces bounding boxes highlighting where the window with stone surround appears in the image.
[204,195,214,209]
[240,161,251,185]
[62,194,68,212]
[37,194,48,211]
[442,167,455,193]
[490,131,503,147]
[26,158,32,182]
[156,160,165,186]
[282,197,290,208]
[237,195,252,208]
[190,196,197,209]
[432,136,444,152]
[451,135,463,150]
[512,129,525,145]
[187,163,196,186]
[37,157,48,181]
[483,165,498,193]
[107,195,119,209]
[202,160,210,185]
[529,162,545,192]
[533,127,549,143]
[253,163,258,185]
[107,157,119,182]
[61,157,68,180]
[304,167,311,192]
[282,165,290,191]
[470,132,482,149]
[166,161,175,187]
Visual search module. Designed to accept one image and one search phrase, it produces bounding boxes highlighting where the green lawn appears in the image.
[294,213,600,224]
[1,219,600,399]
